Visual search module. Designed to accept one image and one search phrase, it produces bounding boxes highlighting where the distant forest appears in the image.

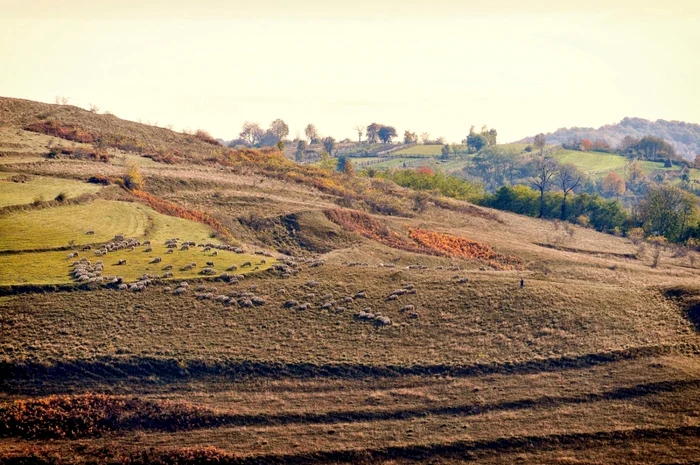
[521,117,700,160]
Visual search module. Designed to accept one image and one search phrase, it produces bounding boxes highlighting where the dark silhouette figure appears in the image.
[520,278,524,288]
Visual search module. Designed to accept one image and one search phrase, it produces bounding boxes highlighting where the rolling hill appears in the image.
[521,117,700,160]
[1,97,700,464]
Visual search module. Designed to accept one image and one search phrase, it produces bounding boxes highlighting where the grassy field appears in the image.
[0,200,231,252]
[0,243,271,286]
[552,149,629,175]
[0,172,102,207]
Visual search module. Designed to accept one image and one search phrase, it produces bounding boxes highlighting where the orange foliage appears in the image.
[25,120,96,143]
[580,139,593,151]
[130,190,233,241]
[325,209,523,269]
[416,166,435,176]
[0,394,218,440]
[409,229,523,270]
[325,209,438,255]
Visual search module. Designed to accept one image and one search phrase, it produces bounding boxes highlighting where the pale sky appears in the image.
[1,0,699,143]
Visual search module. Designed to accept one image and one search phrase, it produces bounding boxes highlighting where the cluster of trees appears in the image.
[376,164,700,243]
[233,119,290,149]
[531,117,700,160]
[464,126,498,153]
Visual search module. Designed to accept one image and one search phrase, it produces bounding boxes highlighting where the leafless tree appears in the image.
[531,156,559,218]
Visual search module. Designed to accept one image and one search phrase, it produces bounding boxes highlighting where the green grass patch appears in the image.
[552,150,629,176]
[0,244,271,285]
[0,200,225,252]
[0,174,102,207]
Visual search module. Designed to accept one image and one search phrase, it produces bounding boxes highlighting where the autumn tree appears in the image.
[557,163,583,219]
[366,123,381,144]
[268,119,289,143]
[533,133,547,156]
[420,132,430,144]
[530,156,559,218]
[239,121,264,146]
[323,136,336,156]
[404,130,418,144]
[124,161,144,190]
[627,160,645,185]
[378,126,397,144]
[305,124,319,144]
[601,172,626,199]
[580,139,594,151]
[337,156,355,175]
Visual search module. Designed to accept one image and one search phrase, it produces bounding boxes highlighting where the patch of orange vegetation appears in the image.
[409,229,523,270]
[131,190,233,241]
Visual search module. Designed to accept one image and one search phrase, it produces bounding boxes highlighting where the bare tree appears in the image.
[557,163,583,220]
[353,125,364,143]
[269,119,289,143]
[531,156,559,218]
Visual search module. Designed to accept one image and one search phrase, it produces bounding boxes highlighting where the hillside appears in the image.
[521,117,700,160]
[1,98,700,464]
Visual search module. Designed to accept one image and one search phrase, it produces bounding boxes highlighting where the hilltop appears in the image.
[1,98,700,464]
[521,117,700,160]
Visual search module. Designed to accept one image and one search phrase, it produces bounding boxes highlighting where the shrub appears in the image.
[25,120,96,143]
[123,161,144,190]
[54,192,67,202]
[194,129,220,146]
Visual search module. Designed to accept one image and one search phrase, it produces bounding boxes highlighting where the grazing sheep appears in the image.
[234,247,244,254]
[457,277,469,284]
[179,281,189,287]
[163,264,173,271]
[387,294,399,301]
[297,303,310,310]
[403,284,415,290]
[163,287,171,292]
[143,240,151,245]
[200,267,217,276]
[206,261,214,266]
[376,316,392,326]
[82,245,92,251]
[251,296,265,306]
[343,296,353,304]
[241,261,252,268]
[180,245,190,251]
[166,249,174,254]
[152,257,162,264]
[203,247,211,252]
[182,264,193,271]
[400,305,415,313]
[86,230,95,235]
[408,312,419,319]
[226,264,238,271]
[239,299,253,308]
[321,302,333,310]
[335,306,346,313]
[260,259,266,264]
[284,300,298,308]
[196,285,207,291]
[66,253,75,259]
[174,287,187,294]
[321,293,333,300]
[211,251,218,256]
[117,259,127,265]
[305,280,319,288]
[118,283,128,290]
[355,291,367,299]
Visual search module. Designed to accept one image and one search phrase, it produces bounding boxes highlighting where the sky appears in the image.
[1,0,699,143]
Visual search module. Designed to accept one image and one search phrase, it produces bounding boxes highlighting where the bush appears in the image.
[54,192,67,202]
[194,129,220,146]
